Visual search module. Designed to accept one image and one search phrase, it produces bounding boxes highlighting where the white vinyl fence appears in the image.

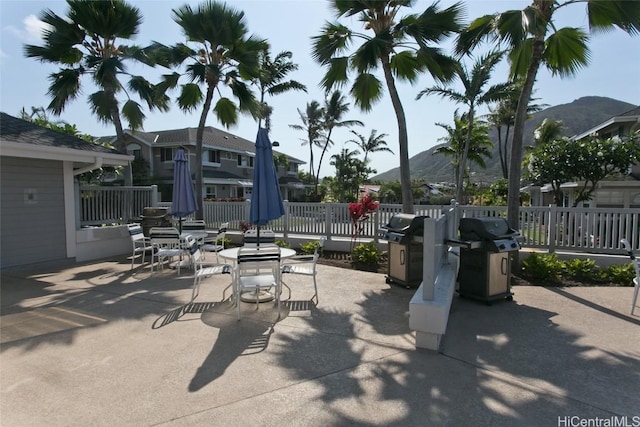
[78,185,640,254]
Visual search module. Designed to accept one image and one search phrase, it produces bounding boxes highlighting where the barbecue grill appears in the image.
[381,214,429,288]
[450,217,520,304]
[140,207,172,237]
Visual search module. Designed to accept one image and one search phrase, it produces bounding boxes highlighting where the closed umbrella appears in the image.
[250,128,284,246]
[171,148,198,233]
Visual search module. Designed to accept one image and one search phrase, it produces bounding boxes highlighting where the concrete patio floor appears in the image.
[1,255,639,426]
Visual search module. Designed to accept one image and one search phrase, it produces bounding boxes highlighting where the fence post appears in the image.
[325,203,334,240]
[151,185,158,207]
[244,199,251,224]
[548,204,557,253]
[283,200,290,239]
[373,209,380,243]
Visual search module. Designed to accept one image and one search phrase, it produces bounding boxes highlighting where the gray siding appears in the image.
[1,157,67,268]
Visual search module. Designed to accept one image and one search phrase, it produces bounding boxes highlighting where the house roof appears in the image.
[0,112,132,167]
[571,105,640,141]
[109,126,305,164]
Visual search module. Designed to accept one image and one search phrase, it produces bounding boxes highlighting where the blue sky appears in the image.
[1,0,638,178]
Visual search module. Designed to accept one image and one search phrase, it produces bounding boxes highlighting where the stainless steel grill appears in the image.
[451,217,521,304]
[381,214,428,288]
[140,207,172,236]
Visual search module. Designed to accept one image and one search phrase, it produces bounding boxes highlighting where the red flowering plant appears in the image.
[348,195,379,249]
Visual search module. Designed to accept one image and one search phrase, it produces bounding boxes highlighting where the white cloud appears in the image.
[5,14,49,43]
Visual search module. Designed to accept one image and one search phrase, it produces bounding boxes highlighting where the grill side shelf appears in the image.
[445,239,482,250]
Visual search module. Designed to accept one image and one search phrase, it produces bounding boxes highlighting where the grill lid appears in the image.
[459,217,517,241]
[383,214,429,233]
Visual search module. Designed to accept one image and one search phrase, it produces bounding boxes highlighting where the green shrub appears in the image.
[299,240,319,255]
[521,253,564,282]
[563,258,597,281]
[275,239,290,248]
[351,242,382,266]
[599,263,635,285]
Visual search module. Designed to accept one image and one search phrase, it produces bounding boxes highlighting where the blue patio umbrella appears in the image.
[171,148,198,233]
[250,128,284,245]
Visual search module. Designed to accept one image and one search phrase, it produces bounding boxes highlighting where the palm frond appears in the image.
[544,27,590,78]
[121,99,145,131]
[213,97,239,128]
[177,83,203,112]
[350,73,383,112]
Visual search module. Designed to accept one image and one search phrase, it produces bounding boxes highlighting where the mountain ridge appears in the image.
[372,96,637,183]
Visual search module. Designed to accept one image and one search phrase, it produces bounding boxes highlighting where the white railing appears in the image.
[78,185,158,227]
[78,186,639,254]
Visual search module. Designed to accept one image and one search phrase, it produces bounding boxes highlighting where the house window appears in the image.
[160,147,173,162]
[288,163,298,174]
[127,143,142,160]
[237,155,253,168]
[208,150,221,164]
[205,186,217,199]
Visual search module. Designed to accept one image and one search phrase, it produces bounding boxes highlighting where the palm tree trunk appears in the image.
[507,39,545,231]
[195,86,215,220]
[109,102,132,186]
[381,57,413,213]
[497,127,507,179]
[457,106,475,203]
[315,130,333,195]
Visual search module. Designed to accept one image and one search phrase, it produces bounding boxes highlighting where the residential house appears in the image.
[0,113,133,268]
[111,126,306,202]
[527,106,640,208]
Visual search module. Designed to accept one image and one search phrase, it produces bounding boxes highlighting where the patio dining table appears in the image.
[218,247,297,302]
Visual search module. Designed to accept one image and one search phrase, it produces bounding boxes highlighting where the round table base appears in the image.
[240,290,275,303]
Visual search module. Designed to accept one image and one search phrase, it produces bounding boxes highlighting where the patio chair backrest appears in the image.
[182,220,206,232]
[237,246,281,275]
[128,223,146,242]
[149,227,181,248]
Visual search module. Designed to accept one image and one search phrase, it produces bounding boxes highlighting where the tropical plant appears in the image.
[329,148,370,202]
[456,0,640,229]
[254,48,307,132]
[486,80,546,179]
[299,240,320,255]
[417,50,509,203]
[24,0,169,186]
[312,0,464,214]
[150,1,265,218]
[347,129,394,166]
[348,195,379,249]
[532,118,565,146]
[290,101,325,179]
[315,91,364,195]
[525,132,640,206]
[433,111,493,201]
[351,241,383,268]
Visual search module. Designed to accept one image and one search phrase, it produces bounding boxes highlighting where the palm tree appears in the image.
[487,80,546,179]
[312,1,464,213]
[434,112,493,200]
[532,118,565,146]
[289,101,325,182]
[456,0,640,229]
[152,1,265,218]
[330,148,364,202]
[315,91,364,195]
[24,0,168,185]
[255,48,307,132]
[347,129,394,166]
[417,50,508,203]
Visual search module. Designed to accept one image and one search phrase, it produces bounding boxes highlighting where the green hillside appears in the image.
[372,96,637,184]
